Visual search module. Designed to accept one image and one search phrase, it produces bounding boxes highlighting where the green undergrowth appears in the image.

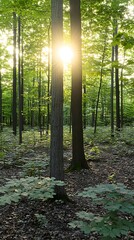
[0,176,64,206]
[84,126,134,145]
[0,128,50,167]
[0,126,133,169]
[69,183,134,239]
[20,157,49,177]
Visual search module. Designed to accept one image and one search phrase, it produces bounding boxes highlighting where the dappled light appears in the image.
[0,0,134,239]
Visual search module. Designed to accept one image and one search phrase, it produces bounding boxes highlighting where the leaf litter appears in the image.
[0,143,134,240]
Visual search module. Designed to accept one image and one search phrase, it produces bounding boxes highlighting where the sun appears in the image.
[59,45,73,64]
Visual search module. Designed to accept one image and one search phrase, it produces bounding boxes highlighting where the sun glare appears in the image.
[59,45,73,64]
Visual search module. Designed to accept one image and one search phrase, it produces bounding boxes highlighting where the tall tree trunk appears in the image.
[38,65,42,135]
[94,34,107,134]
[83,82,86,129]
[100,93,104,123]
[21,24,24,129]
[13,12,17,135]
[111,44,114,137]
[46,25,51,135]
[115,20,120,130]
[31,78,35,128]
[120,51,125,129]
[0,71,2,131]
[120,70,123,129]
[69,0,88,170]
[91,101,95,127]
[18,16,23,144]
[50,0,67,199]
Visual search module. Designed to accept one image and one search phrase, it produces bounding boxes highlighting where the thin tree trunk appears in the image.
[83,83,86,129]
[18,16,23,144]
[115,20,120,130]
[31,77,35,128]
[38,66,42,132]
[91,101,95,127]
[100,93,104,123]
[111,43,114,137]
[46,25,51,135]
[94,34,107,134]
[69,103,72,133]
[21,24,24,129]
[0,71,2,131]
[120,51,125,129]
[111,44,114,136]
[13,12,17,135]
[120,70,123,129]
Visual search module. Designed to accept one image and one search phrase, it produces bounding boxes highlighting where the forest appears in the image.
[0,0,134,239]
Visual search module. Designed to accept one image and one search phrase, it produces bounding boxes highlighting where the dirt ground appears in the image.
[0,142,134,240]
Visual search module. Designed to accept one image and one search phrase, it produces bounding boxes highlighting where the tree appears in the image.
[50,0,67,199]
[46,25,51,135]
[18,15,23,144]
[12,12,17,135]
[69,0,88,170]
[94,30,108,134]
[111,43,114,136]
[0,70,2,131]
[114,20,120,130]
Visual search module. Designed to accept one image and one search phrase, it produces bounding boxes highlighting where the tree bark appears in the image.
[83,83,87,129]
[115,20,120,130]
[50,0,67,199]
[13,12,17,135]
[111,44,114,137]
[0,71,2,131]
[69,0,88,170]
[120,51,125,129]
[38,64,42,133]
[21,24,24,130]
[46,25,51,135]
[94,34,107,134]
[18,16,23,144]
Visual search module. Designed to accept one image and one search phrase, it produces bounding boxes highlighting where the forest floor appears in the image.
[0,131,134,240]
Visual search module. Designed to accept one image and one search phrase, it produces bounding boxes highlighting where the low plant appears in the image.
[21,159,49,177]
[69,183,134,239]
[35,213,48,226]
[0,176,64,206]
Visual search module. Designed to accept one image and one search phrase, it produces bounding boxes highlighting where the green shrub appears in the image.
[0,177,64,206]
[69,183,134,239]
[21,159,49,177]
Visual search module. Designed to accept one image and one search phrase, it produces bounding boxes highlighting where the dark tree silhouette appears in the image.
[69,0,88,170]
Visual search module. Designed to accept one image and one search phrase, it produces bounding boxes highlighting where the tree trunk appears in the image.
[21,24,24,129]
[38,66,42,133]
[83,83,86,129]
[115,20,120,130]
[111,44,114,137]
[94,34,107,134]
[120,51,125,129]
[13,12,17,135]
[18,16,23,144]
[0,71,2,131]
[69,0,88,170]
[31,78,35,128]
[50,0,67,199]
[46,25,51,135]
